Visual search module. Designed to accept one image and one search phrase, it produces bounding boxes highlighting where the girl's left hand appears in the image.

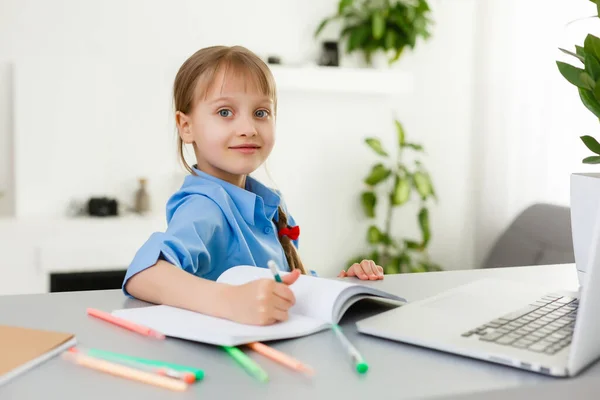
[338,260,384,280]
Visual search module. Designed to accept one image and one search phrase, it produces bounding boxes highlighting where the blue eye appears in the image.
[219,109,232,117]
[255,109,269,118]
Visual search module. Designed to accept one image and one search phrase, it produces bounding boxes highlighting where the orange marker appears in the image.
[62,352,187,391]
[247,342,314,376]
[68,347,195,383]
[86,308,165,339]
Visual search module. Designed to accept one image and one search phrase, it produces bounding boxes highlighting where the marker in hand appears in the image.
[267,260,283,283]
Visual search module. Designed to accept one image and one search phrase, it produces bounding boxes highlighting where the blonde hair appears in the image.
[173,45,306,274]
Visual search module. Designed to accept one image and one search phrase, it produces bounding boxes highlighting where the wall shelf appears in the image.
[269,65,413,95]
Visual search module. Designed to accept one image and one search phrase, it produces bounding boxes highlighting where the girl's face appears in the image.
[176,67,276,187]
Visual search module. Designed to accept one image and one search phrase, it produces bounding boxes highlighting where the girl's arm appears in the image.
[125,259,232,318]
[124,259,301,325]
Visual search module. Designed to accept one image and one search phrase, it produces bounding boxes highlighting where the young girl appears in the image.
[123,45,384,326]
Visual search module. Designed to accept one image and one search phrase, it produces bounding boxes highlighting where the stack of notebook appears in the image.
[0,325,76,386]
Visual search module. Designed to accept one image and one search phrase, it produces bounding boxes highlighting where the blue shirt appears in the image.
[122,167,298,297]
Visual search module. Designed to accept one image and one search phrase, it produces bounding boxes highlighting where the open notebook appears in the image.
[113,265,406,346]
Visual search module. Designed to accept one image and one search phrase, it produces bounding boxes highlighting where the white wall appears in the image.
[472,0,600,267]
[0,63,13,216]
[0,0,478,280]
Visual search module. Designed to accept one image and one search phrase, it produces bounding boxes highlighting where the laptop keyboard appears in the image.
[461,294,578,355]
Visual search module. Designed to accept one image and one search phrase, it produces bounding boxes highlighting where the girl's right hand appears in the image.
[222,269,301,326]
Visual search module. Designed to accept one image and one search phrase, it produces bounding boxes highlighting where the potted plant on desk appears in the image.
[556,0,600,286]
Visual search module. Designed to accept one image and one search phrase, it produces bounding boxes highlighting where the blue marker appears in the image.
[267,260,283,283]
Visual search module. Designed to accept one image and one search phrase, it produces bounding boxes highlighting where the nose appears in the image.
[236,115,257,137]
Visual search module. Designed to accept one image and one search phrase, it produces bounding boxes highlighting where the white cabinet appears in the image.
[0,216,166,295]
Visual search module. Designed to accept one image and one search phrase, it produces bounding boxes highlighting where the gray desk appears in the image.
[1,264,598,399]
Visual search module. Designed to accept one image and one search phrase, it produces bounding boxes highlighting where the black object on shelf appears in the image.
[50,270,126,292]
[267,56,281,64]
[319,41,339,67]
[87,197,118,217]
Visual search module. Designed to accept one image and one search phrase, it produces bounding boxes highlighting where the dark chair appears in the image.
[481,203,575,269]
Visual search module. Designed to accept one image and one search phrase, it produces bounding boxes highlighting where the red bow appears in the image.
[279,225,300,240]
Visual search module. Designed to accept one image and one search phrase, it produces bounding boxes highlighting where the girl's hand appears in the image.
[338,260,384,280]
[222,269,301,326]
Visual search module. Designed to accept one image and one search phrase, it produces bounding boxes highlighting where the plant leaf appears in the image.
[411,261,442,273]
[583,73,597,90]
[422,261,443,272]
[372,11,385,40]
[418,0,431,12]
[418,207,431,247]
[367,225,383,244]
[577,45,586,60]
[425,172,438,201]
[395,119,405,147]
[347,24,370,53]
[559,47,585,63]
[314,17,331,38]
[341,23,360,37]
[585,52,600,79]
[413,171,431,199]
[364,164,392,186]
[556,61,591,89]
[405,143,424,151]
[365,138,389,156]
[410,264,427,273]
[369,250,380,265]
[391,46,404,63]
[384,256,401,274]
[584,34,600,66]
[398,252,412,274]
[594,78,600,102]
[579,87,600,119]
[391,175,411,205]
[384,30,396,50]
[338,0,354,15]
[380,233,394,246]
[405,240,422,250]
[581,135,600,155]
[361,191,377,218]
[592,0,600,16]
[583,155,600,164]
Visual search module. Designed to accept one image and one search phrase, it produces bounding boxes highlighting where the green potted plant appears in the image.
[348,118,441,273]
[556,0,600,285]
[314,0,433,67]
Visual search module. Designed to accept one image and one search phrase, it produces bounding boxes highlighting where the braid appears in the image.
[275,206,307,275]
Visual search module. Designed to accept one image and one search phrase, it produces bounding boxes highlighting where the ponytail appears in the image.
[274,206,307,274]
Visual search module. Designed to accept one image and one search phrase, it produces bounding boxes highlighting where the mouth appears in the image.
[229,144,261,149]
[229,144,261,154]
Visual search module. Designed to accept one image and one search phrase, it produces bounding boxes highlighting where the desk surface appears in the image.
[1,264,597,399]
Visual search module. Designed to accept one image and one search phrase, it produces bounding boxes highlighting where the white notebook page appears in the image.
[112,305,326,346]
[217,265,357,323]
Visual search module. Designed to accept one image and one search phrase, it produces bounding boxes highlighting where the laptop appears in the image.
[356,229,600,377]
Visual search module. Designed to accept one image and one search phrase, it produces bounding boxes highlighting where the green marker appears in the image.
[222,346,269,382]
[331,324,369,374]
[267,260,283,283]
[79,348,204,380]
